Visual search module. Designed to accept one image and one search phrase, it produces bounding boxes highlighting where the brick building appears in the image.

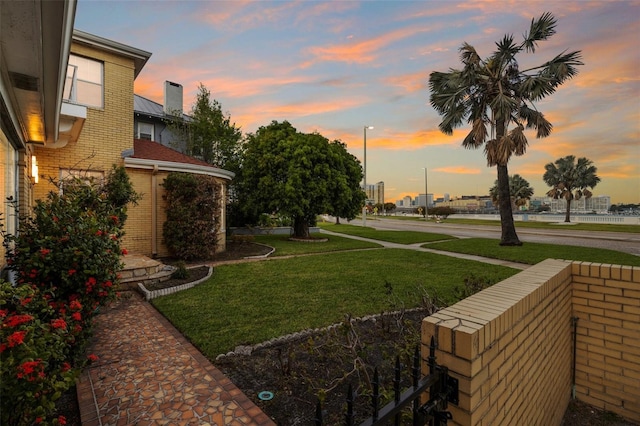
[1,3,233,260]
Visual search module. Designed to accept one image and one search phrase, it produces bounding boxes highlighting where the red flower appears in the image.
[0,309,8,318]
[58,415,67,425]
[104,280,113,288]
[29,269,37,278]
[68,269,76,276]
[87,354,99,363]
[110,215,119,224]
[20,297,32,306]
[0,343,7,353]
[71,312,81,321]
[121,248,128,255]
[51,318,67,329]
[69,300,82,310]
[39,248,50,257]
[16,359,43,381]
[87,277,97,285]
[4,314,34,327]
[61,362,71,372]
[73,324,82,334]
[35,417,43,423]
[8,330,27,347]
[95,230,103,236]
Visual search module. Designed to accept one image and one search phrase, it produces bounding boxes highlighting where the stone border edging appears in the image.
[242,243,275,259]
[215,306,436,360]
[138,266,213,301]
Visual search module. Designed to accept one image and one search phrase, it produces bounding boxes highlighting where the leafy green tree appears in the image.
[168,84,242,173]
[237,121,363,238]
[543,155,600,222]
[489,174,534,210]
[429,12,583,245]
[383,202,396,213]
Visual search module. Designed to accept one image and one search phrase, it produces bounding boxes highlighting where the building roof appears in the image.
[134,94,191,121]
[125,139,235,181]
[73,30,151,79]
[131,138,211,167]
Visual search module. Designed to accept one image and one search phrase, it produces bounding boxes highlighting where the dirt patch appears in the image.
[215,308,429,425]
[143,265,211,291]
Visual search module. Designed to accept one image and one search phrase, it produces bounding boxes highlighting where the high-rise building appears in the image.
[364,181,384,205]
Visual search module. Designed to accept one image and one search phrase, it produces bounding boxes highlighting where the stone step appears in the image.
[119,254,176,290]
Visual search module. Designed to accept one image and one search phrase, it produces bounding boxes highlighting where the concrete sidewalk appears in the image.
[319,228,531,270]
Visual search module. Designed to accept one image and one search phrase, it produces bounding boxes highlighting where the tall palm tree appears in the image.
[489,174,534,210]
[543,155,600,222]
[429,12,582,245]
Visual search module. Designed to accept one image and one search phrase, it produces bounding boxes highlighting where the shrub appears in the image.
[171,261,189,280]
[1,166,138,424]
[0,283,76,425]
[162,173,222,260]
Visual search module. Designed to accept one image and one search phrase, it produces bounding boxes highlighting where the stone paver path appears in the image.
[77,292,274,426]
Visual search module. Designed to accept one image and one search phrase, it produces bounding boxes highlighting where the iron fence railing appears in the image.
[314,336,458,425]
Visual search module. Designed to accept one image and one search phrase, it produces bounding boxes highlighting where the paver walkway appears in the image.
[77,292,275,426]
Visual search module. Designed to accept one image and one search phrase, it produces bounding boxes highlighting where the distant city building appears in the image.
[416,193,433,208]
[530,195,610,213]
[364,181,384,205]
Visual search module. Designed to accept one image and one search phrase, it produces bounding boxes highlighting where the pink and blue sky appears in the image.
[75,0,639,204]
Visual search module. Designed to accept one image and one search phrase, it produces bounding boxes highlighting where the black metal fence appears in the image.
[314,336,458,425]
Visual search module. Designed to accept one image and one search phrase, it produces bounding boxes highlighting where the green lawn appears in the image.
[251,233,381,256]
[317,222,454,244]
[153,224,639,358]
[152,249,517,357]
[374,215,640,233]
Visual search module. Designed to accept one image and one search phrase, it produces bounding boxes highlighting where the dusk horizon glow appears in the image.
[75,0,640,204]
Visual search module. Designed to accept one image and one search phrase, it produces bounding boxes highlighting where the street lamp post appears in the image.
[363,126,373,227]
[423,167,428,220]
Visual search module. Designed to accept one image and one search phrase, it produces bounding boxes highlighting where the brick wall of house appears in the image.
[122,169,154,256]
[422,259,574,425]
[572,262,640,421]
[124,168,228,258]
[422,260,640,425]
[33,42,134,200]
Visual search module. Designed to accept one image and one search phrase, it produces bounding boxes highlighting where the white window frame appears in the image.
[64,55,104,109]
[137,122,154,140]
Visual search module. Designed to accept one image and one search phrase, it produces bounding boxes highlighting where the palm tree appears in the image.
[428,12,583,245]
[489,174,534,211]
[543,155,600,222]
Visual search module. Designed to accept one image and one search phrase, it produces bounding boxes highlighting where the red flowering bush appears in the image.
[0,283,75,425]
[1,165,139,425]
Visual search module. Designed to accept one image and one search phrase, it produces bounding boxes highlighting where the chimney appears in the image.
[163,81,183,116]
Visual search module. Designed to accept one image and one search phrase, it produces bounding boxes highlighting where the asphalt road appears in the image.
[357,217,640,257]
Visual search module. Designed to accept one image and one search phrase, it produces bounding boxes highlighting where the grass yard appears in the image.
[249,232,380,256]
[152,249,517,357]
[317,222,454,244]
[373,215,640,233]
[424,238,640,266]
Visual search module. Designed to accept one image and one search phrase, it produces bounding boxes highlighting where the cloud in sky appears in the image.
[75,0,640,204]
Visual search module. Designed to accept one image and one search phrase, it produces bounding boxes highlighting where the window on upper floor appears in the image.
[137,122,154,140]
[64,55,104,109]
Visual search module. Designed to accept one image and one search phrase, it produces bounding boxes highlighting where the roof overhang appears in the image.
[123,157,235,181]
[72,29,151,79]
[0,0,77,148]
